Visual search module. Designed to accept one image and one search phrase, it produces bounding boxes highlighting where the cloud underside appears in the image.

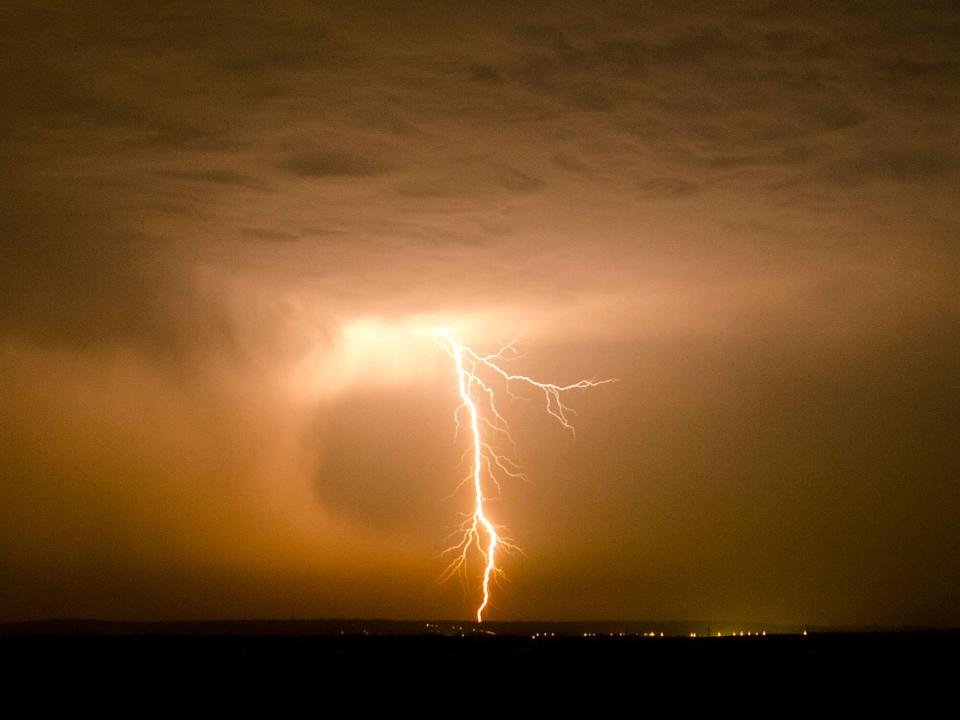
[0,1,959,624]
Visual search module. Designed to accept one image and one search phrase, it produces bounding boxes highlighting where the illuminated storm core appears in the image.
[433,330,616,622]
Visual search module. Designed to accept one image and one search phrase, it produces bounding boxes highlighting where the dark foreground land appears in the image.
[2,620,957,687]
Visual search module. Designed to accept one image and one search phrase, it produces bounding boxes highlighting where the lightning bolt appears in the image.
[433,329,616,622]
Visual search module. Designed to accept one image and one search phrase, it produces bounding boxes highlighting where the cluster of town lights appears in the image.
[527,629,813,639]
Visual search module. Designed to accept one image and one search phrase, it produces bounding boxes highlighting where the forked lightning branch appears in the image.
[433,330,616,622]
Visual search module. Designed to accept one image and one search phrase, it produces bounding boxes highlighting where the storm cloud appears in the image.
[1,1,958,625]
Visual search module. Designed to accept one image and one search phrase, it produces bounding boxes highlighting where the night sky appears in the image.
[1,1,958,626]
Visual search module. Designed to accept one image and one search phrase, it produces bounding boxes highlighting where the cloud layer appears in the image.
[1,1,958,625]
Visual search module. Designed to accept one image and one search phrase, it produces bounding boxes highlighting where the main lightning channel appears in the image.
[433,329,616,622]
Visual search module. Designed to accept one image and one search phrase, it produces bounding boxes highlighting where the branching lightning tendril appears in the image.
[433,329,616,622]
